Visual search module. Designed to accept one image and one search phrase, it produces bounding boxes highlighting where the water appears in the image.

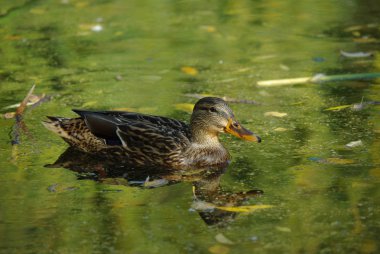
[1,0,379,253]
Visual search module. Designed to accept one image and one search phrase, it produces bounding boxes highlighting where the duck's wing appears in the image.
[116,121,190,154]
[72,110,191,146]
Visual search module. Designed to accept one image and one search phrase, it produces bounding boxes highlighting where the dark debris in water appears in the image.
[99,189,123,193]
[47,183,79,193]
[308,157,355,165]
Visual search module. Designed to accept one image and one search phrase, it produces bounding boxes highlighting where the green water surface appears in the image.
[0,0,379,253]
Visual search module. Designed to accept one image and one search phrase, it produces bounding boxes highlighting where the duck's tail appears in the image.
[42,116,72,138]
[42,116,106,152]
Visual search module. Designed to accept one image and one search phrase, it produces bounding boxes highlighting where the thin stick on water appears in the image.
[257,73,380,87]
[11,84,35,145]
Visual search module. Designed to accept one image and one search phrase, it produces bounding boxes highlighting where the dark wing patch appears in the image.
[72,109,191,144]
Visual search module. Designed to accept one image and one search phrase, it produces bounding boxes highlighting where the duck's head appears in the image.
[190,97,261,143]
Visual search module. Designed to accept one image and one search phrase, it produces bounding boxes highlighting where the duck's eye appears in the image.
[209,107,217,113]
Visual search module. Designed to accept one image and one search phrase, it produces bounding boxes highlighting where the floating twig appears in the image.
[324,100,380,111]
[11,84,35,145]
[340,50,373,58]
[257,72,380,87]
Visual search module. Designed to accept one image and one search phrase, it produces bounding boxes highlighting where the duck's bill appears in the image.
[224,119,261,143]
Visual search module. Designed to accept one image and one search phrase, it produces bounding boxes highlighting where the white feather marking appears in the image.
[116,128,128,147]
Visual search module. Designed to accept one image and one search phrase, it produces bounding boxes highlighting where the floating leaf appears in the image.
[216,204,273,213]
[324,105,351,111]
[280,64,290,71]
[264,111,287,117]
[3,112,16,119]
[181,66,198,76]
[191,200,216,211]
[115,75,123,81]
[175,103,194,113]
[143,178,169,188]
[215,233,235,245]
[340,50,373,58]
[3,94,46,110]
[3,102,33,109]
[276,226,292,232]
[208,244,230,254]
[91,24,103,32]
[351,103,367,111]
[274,127,288,132]
[345,140,363,148]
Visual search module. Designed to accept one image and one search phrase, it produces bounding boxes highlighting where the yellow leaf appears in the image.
[208,244,230,254]
[264,111,287,117]
[274,127,288,132]
[216,204,273,213]
[181,66,198,76]
[215,233,235,245]
[324,105,351,111]
[175,103,194,113]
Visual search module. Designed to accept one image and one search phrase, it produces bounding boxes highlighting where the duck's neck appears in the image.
[186,122,230,169]
[190,122,221,146]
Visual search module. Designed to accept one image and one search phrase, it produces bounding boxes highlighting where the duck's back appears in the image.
[43,110,192,168]
[73,110,191,143]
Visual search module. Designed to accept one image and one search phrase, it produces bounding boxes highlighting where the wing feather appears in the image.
[72,110,191,147]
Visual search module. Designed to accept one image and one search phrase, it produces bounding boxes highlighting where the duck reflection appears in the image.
[46,148,263,226]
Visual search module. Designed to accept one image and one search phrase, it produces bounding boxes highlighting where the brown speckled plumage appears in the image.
[43,97,261,170]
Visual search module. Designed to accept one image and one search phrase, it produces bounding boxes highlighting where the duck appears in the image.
[42,97,261,170]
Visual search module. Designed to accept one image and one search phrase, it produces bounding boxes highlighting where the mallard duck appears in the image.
[43,97,261,170]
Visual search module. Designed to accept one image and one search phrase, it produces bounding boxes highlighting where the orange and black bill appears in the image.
[224,119,261,143]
